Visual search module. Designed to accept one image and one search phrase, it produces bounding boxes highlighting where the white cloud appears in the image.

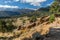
[20,0,47,6]
[4,0,47,6]
[0,5,19,8]
[24,7,38,10]
[4,1,11,3]
[13,0,19,2]
[4,0,19,3]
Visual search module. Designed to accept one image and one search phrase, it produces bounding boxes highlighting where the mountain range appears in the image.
[0,8,34,17]
[0,7,50,17]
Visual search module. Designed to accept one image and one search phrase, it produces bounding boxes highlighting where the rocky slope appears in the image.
[0,15,60,40]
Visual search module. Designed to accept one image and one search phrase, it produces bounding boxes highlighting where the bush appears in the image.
[0,20,16,33]
[6,20,17,32]
[0,20,7,32]
[22,19,26,25]
[29,16,37,23]
[49,14,55,23]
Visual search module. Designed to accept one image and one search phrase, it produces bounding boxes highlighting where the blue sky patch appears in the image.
[0,0,54,9]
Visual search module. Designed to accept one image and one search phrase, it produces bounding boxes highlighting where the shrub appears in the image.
[6,20,17,32]
[49,14,55,23]
[0,20,16,33]
[29,16,37,23]
[22,20,26,25]
[0,20,7,32]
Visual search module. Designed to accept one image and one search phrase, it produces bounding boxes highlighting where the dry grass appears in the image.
[0,16,60,40]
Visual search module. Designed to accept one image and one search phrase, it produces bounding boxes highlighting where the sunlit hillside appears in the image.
[0,0,60,40]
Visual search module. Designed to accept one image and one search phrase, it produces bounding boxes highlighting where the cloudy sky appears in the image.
[0,0,54,9]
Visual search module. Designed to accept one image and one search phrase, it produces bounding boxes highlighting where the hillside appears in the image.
[0,0,60,40]
[0,14,60,40]
[38,6,50,12]
[0,8,34,17]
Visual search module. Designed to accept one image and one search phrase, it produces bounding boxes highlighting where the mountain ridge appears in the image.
[0,8,34,17]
